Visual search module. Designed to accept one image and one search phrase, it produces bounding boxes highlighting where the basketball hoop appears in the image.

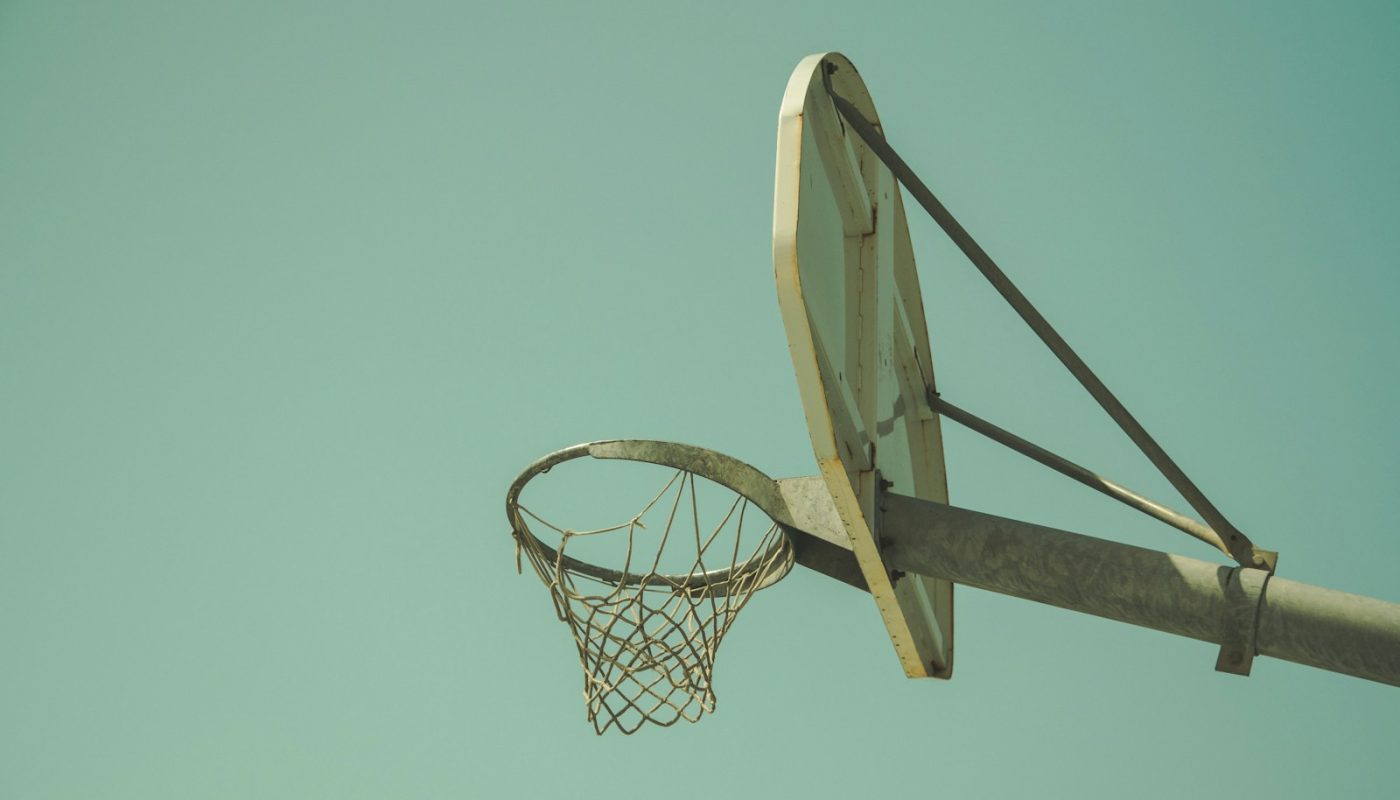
[506,440,794,734]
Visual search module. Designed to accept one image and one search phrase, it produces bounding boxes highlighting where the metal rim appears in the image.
[505,440,794,593]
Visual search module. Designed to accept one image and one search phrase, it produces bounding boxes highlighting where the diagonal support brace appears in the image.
[825,81,1275,572]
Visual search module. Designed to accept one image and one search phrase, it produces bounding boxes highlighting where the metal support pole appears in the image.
[878,491,1400,687]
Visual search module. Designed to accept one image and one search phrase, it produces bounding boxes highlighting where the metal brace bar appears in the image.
[931,393,1231,557]
[826,83,1274,572]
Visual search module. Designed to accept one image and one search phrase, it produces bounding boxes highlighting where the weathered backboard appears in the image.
[773,52,953,678]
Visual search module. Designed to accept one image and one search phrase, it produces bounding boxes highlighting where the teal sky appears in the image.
[3,1,1398,797]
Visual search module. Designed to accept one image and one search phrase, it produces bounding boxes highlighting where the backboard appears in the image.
[773,52,954,678]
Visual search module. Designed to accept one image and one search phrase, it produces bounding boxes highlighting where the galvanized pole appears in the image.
[876,492,1400,686]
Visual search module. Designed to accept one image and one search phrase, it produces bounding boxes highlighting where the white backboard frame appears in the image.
[773,52,954,678]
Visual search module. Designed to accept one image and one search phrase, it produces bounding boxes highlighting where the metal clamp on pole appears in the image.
[1215,567,1271,676]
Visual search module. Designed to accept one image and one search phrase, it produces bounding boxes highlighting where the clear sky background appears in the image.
[3,1,1399,797]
